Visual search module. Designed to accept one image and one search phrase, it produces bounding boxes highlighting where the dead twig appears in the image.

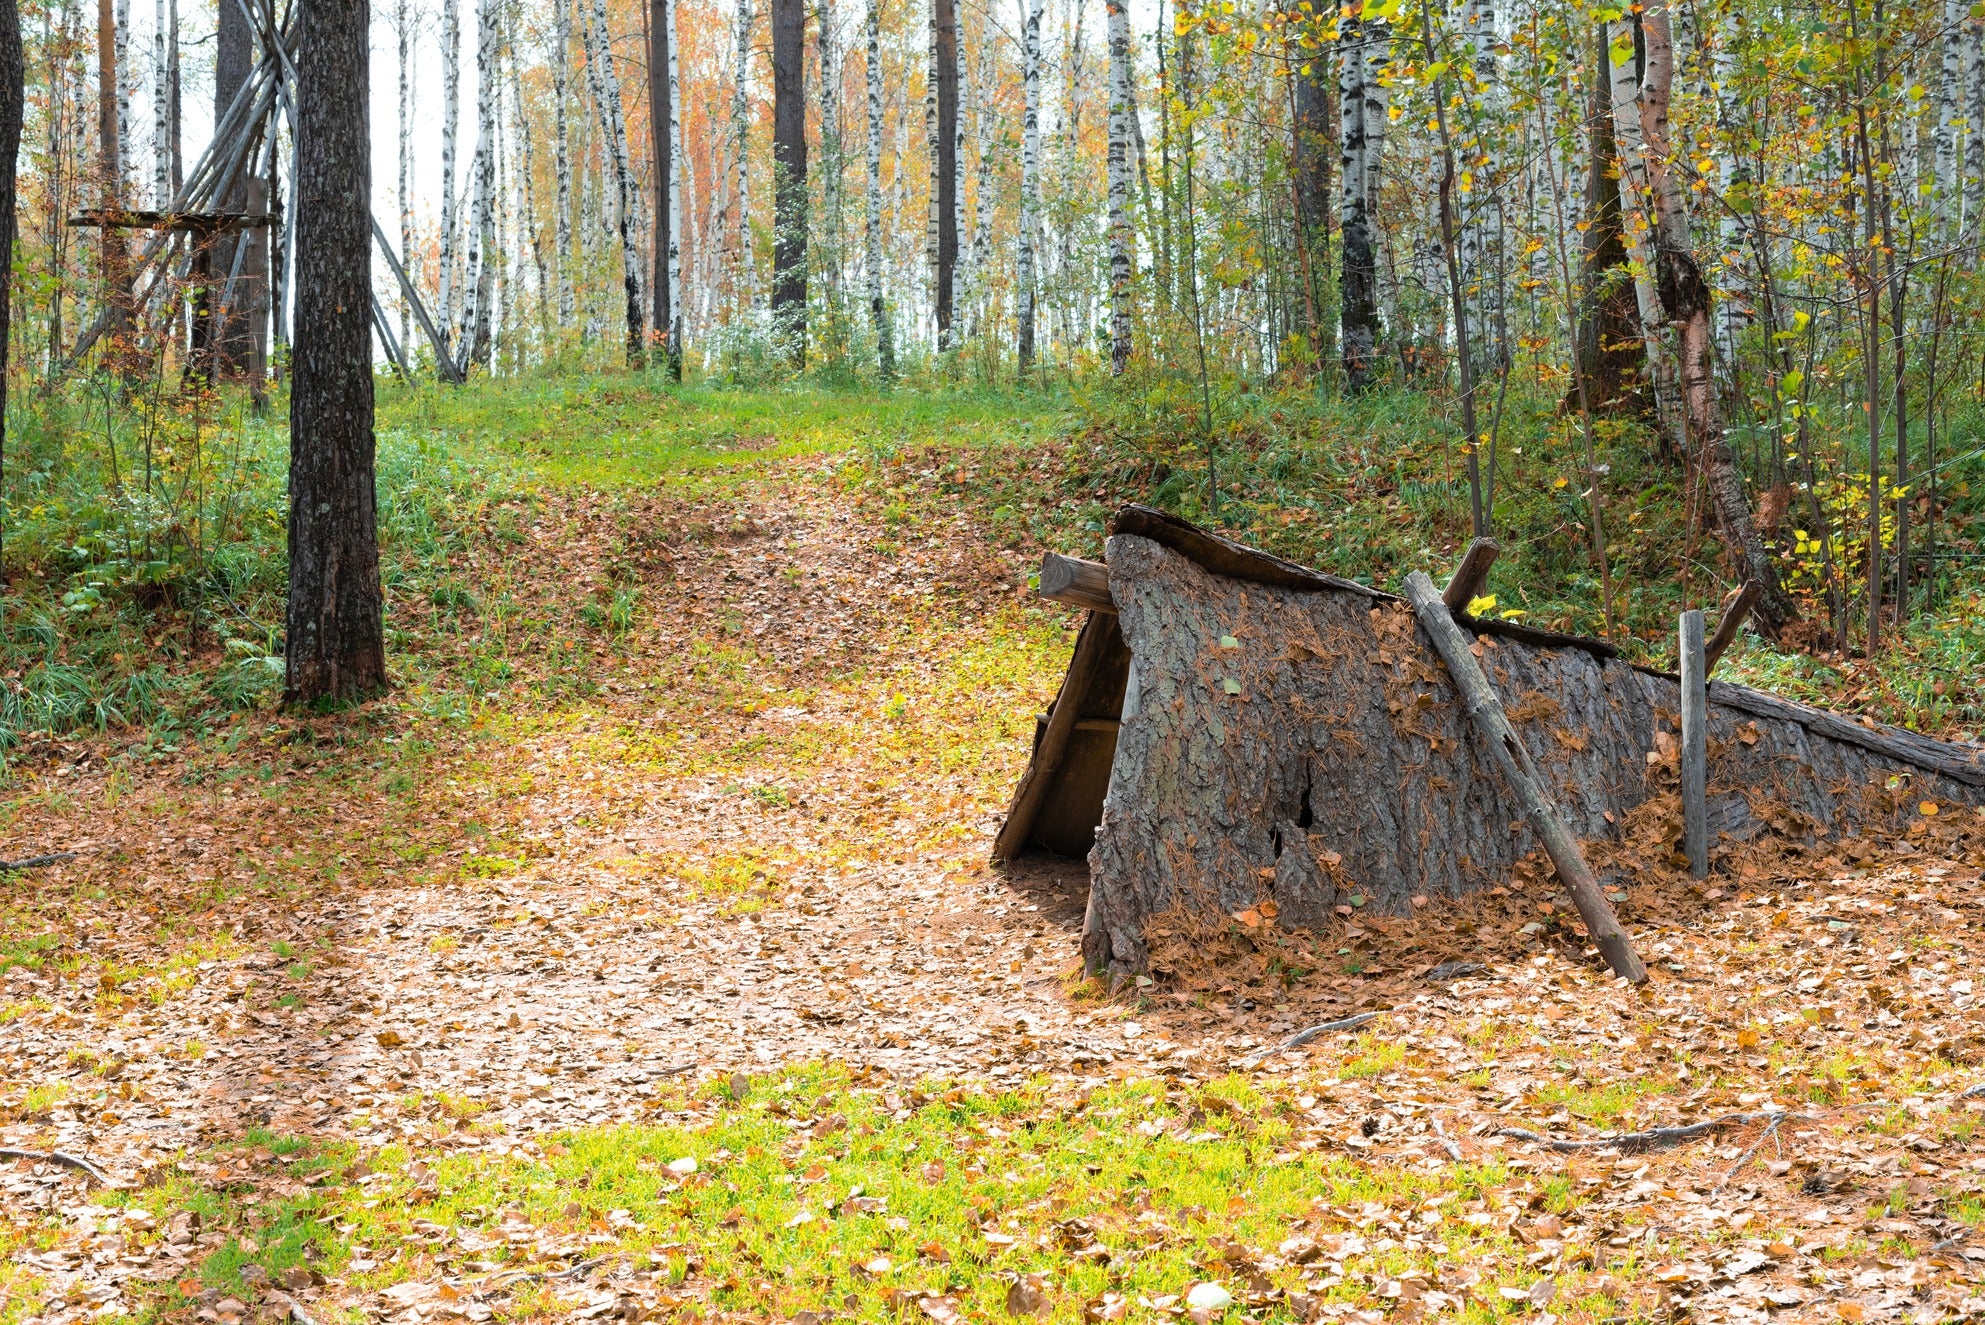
[0,1147,117,1185]
[0,852,76,872]
[1243,1011,1384,1067]
[275,1294,321,1325]
[1710,1111,1785,1198]
[1431,1115,1463,1162]
[1956,1082,1985,1101]
[1499,1109,1802,1156]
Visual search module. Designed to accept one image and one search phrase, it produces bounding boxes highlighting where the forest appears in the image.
[1,0,1985,1321]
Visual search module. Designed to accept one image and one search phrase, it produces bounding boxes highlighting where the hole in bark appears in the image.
[1297,774,1315,830]
[1270,828,1283,857]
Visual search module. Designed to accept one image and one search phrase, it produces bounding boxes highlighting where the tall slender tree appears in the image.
[585,0,648,365]
[771,0,807,362]
[462,0,500,370]
[1105,0,1130,374]
[1288,13,1331,368]
[931,0,958,346]
[398,0,416,356]
[1338,8,1387,391]
[553,0,575,326]
[0,0,20,573]
[287,0,387,703]
[440,0,462,350]
[732,0,755,312]
[150,0,166,206]
[1016,0,1042,372]
[864,0,892,376]
[818,0,842,303]
[651,0,683,376]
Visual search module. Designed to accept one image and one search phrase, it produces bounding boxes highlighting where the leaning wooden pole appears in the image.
[1402,571,1647,983]
[1680,609,1709,879]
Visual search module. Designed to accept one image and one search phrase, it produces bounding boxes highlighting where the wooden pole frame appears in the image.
[1680,609,1709,879]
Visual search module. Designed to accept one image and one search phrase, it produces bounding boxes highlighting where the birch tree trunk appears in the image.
[651,0,683,376]
[508,9,549,344]
[1936,0,1963,232]
[1016,0,1043,373]
[1338,11,1387,392]
[932,0,958,346]
[819,0,843,307]
[441,0,462,350]
[398,0,415,356]
[965,12,996,336]
[1458,0,1506,372]
[1965,8,1984,234]
[925,0,940,344]
[733,0,756,313]
[1575,24,1644,413]
[1710,12,1750,375]
[288,0,385,703]
[771,0,808,363]
[1606,12,1684,454]
[113,0,130,196]
[461,0,499,372]
[586,0,649,366]
[865,0,893,375]
[150,0,165,206]
[1636,0,1794,632]
[554,0,575,327]
[1288,18,1330,367]
[1105,0,1130,374]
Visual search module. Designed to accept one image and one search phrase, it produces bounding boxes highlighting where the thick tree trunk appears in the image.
[0,0,19,571]
[440,0,462,351]
[771,0,807,364]
[288,0,386,704]
[1574,25,1643,413]
[1105,0,1130,375]
[1337,13,1386,392]
[553,0,575,327]
[1288,18,1330,368]
[650,0,682,376]
[864,0,893,376]
[1636,0,1794,633]
[1076,525,1985,978]
[931,0,957,347]
[1016,0,1042,373]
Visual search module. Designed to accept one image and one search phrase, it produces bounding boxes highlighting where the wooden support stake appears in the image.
[1704,581,1760,675]
[1442,537,1502,613]
[1680,609,1708,880]
[1403,571,1647,983]
[993,612,1119,861]
[1038,551,1115,614]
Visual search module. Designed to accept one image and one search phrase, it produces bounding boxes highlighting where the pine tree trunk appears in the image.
[1337,12,1386,392]
[650,0,683,376]
[398,0,415,355]
[864,0,893,375]
[287,0,386,704]
[1016,0,1042,373]
[0,0,20,570]
[553,0,575,327]
[1105,0,1130,374]
[586,0,649,366]
[1636,0,1793,633]
[771,0,808,363]
[440,0,462,350]
[1288,18,1329,367]
[1575,24,1643,413]
[733,0,756,313]
[931,0,957,347]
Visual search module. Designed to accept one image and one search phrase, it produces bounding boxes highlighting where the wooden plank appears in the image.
[1706,681,1985,787]
[993,613,1121,860]
[1442,538,1501,612]
[1038,552,1115,613]
[1704,581,1761,674]
[1679,609,1708,879]
[1403,571,1647,983]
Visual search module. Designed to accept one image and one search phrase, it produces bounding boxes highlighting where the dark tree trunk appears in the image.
[1288,28,1330,368]
[771,0,808,366]
[210,0,253,375]
[648,0,681,378]
[0,0,19,575]
[1574,26,1643,414]
[286,0,386,704]
[933,0,957,348]
[1076,528,1985,977]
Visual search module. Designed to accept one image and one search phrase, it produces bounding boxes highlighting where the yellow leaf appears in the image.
[1919,801,1939,816]
[1466,594,1497,616]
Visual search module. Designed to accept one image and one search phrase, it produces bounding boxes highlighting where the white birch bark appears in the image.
[1017,0,1043,371]
[665,0,684,358]
[819,0,842,300]
[965,9,995,329]
[1936,0,1963,231]
[151,0,167,206]
[865,0,892,371]
[1966,8,1985,234]
[1710,11,1749,372]
[441,0,463,349]
[115,0,132,195]
[732,0,756,312]
[585,0,650,359]
[1608,13,1684,450]
[510,3,548,342]
[1338,11,1389,389]
[460,0,499,370]
[398,0,415,354]
[554,0,576,326]
[1457,0,1505,369]
[926,0,941,341]
[1105,0,1130,374]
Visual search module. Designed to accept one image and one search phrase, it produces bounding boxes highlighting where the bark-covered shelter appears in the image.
[998,507,1985,978]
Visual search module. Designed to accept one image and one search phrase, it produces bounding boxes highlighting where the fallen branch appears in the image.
[1710,1110,1784,1198]
[1243,1011,1383,1067]
[275,1294,321,1325]
[0,1147,117,1185]
[1957,1082,1985,1101]
[1498,1109,1800,1156]
[0,852,77,872]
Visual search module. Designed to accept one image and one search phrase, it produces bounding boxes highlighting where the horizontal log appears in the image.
[1038,552,1116,613]
[1707,680,1985,787]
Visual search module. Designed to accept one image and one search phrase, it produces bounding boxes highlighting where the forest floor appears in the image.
[1,382,1984,1325]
